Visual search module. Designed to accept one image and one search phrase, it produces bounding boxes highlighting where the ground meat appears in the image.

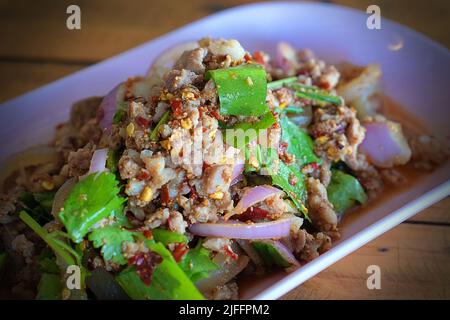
[207,282,239,300]
[70,97,102,129]
[144,208,170,229]
[299,231,332,262]
[202,164,232,195]
[174,47,207,75]
[306,177,338,232]
[167,210,188,234]
[379,168,406,185]
[164,69,201,93]
[11,234,34,264]
[409,135,450,170]
[310,105,365,170]
[254,193,289,218]
[118,149,142,180]
[66,144,94,177]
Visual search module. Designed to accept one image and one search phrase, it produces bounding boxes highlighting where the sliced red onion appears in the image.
[88,148,109,175]
[230,163,244,186]
[97,83,126,132]
[276,42,298,75]
[227,185,284,219]
[360,121,411,168]
[189,218,291,239]
[254,239,300,267]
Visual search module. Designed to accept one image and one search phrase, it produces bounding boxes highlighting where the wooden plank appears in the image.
[282,223,450,299]
[0,0,448,62]
[0,62,83,102]
[408,197,450,224]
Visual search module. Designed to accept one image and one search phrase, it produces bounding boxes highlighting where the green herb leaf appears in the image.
[113,102,128,124]
[36,273,62,300]
[205,64,269,116]
[252,241,291,268]
[265,148,309,218]
[267,76,298,90]
[289,83,342,105]
[88,226,136,265]
[178,242,218,283]
[152,229,188,246]
[59,172,125,243]
[116,242,204,300]
[106,149,120,173]
[19,211,79,266]
[279,114,320,166]
[150,110,171,141]
[37,249,60,274]
[327,169,367,214]
[19,191,54,225]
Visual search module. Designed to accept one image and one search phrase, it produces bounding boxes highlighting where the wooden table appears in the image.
[0,0,448,299]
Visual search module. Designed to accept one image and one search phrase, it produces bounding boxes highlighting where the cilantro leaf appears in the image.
[152,229,188,246]
[59,172,125,243]
[88,226,135,265]
[327,169,367,214]
[178,242,218,283]
[116,242,204,300]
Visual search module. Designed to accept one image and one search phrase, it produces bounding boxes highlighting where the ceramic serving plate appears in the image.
[0,1,449,299]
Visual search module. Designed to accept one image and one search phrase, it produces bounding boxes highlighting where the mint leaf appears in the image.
[327,169,367,214]
[279,114,320,166]
[178,242,218,283]
[88,226,136,265]
[59,172,125,243]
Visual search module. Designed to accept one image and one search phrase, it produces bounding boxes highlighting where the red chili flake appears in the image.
[223,245,238,260]
[237,206,270,222]
[253,51,265,65]
[172,243,189,263]
[136,116,150,128]
[209,110,221,120]
[171,99,183,117]
[318,81,331,90]
[310,162,319,171]
[278,142,289,156]
[143,230,153,240]
[128,252,162,286]
[151,95,159,104]
[198,107,204,118]
[202,162,211,172]
[136,170,150,181]
[202,127,207,133]
[160,185,170,205]
[244,52,253,62]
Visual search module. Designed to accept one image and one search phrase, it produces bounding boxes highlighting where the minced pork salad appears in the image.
[0,38,448,300]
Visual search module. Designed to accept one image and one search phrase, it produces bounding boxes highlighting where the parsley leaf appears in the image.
[327,169,367,214]
[178,242,218,283]
[58,172,125,243]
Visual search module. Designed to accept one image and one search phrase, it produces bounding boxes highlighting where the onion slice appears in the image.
[225,185,284,220]
[230,163,244,186]
[360,120,411,168]
[189,218,291,239]
[97,83,126,132]
[51,177,77,218]
[88,148,109,175]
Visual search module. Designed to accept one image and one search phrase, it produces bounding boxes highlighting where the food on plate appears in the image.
[0,38,448,300]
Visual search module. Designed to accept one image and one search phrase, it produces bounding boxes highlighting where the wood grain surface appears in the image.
[0,0,448,299]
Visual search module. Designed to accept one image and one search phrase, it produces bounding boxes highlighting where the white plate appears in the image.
[0,1,449,299]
